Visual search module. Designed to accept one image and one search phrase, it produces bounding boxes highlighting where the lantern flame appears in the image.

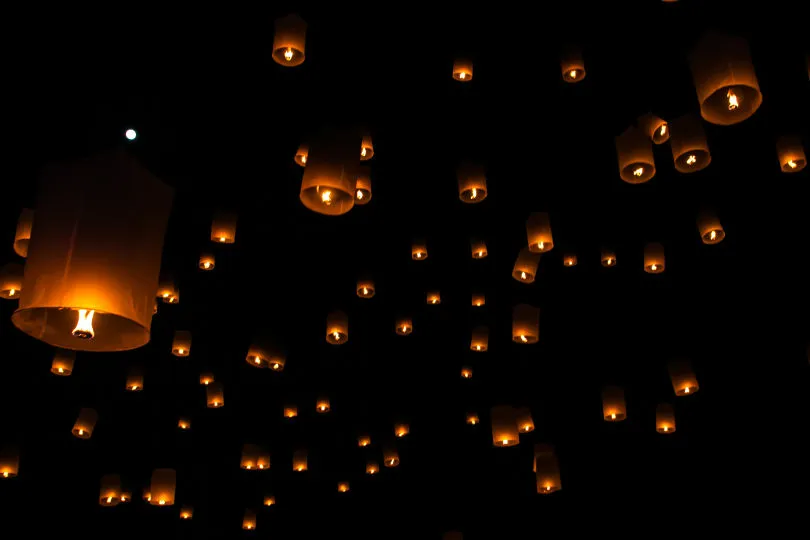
[300,155,306,164]
[651,264,657,271]
[272,363,279,370]
[459,72,466,79]
[178,348,185,355]
[284,48,293,61]
[470,188,477,199]
[72,309,95,339]
[569,69,577,79]
[686,155,697,165]
[727,89,739,110]
[58,367,64,373]
[332,331,340,341]
[538,241,544,250]
[684,387,690,394]
[788,160,797,169]
[606,258,613,265]
[203,261,211,269]
[9,289,15,296]
[357,190,364,200]
[321,190,333,205]
[520,271,527,280]
[520,335,528,343]
[219,237,226,242]
[633,167,644,177]
[710,230,717,241]
[78,429,84,435]
[2,472,8,478]
[663,426,669,432]
[611,413,616,420]
[361,147,367,158]
[660,124,667,136]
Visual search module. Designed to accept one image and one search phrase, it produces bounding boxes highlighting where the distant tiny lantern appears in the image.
[99,474,122,506]
[656,403,676,434]
[452,59,473,82]
[198,254,215,271]
[0,446,19,479]
[526,212,554,253]
[471,239,488,259]
[293,450,308,472]
[358,435,371,447]
[471,293,485,307]
[394,423,410,438]
[338,482,350,493]
[200,373,214,386]
[512,247,540,283]
[0,263,24,299]
[601,249,617,267]
[142,490,151,502]
[602,386,627,421]
[294,144,308,166]
[206,382,224,408]
[263,495,276,506]
[326,310,348,344]
[616,126,656,184]
[563,254,577,267]
[383,446,400,467]
[355,171,373,204]
[491,405,519,447]
[126,368,144,391]
[776,136,807,173]
[72,407,98,439]
[512,304,540,344]
[272,13,306,67]
[246,342,285,371]
[360,135,374,160]
[13,208,34,258]
[561,47,586,82]
[668,359,699,396]
[211,211,237,244]
[466,413,480,425]
[150,468,176,506]
[460,366,473,379]
[157,280,177,304]
[178,418,191,430]
[366,461,379,475]
[180,506,193,520]
[534,444,562,494]
[458,163,487,203]
[120,492,131,503]
[241,444,270,470]
[426,291,441,305]
[670,114,711,173]
[470,326,489,352]
[284,405,298,418]
[697,210,725,244]
[412,242,428,260]
[638,113,670,144]
[51,349,75,376]
[395,317,413,336]
[356,279,375,298]
[172,331,191,357]
[316,397,331,413]
[242,509,257,530]
[515,407,535,433]
[689,32,762,125]
[644,243,665,274]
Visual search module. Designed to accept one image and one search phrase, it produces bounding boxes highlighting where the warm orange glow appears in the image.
[394,424,410,438]
[72,309,95,339]
[358,435,371,447]
[461,367,473,379]
[284,406,298,418]
[200,373,214,385]
[633,167,644,177]
[471,294,485,307]
[466,413,479,425]
[686,154,697,165]
[338,482,350,493]
[726,89,739,110]
[301,155,306,164]
[326,311,348,344]
[602,386,627,421]
[198,254,215,270]
[427,292,441,305]
[366,462,379,474]
[660,124,667,136]
[491,405,519,447]
[264,496,276,506]
[284,47,294,61]
[316,398,331,413]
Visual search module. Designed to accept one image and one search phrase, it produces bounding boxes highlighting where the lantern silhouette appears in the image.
[246,341,285,371]
[242,509,257,530]
[470,326,488,352]
[200,373,214,386]
[563,254,577,267]
[356,279,375,298]
[284,406,298,418]
[211,211,237,244]
[644,243,665,274]
[776,136,807,173]
[150,468,176,506]
[460,366,473,379]
[51,349,75,376]
[602,386,627,421]
[383,446,400,467]
[99,474,122,506]
[0,263,24,299]
[394,423,409,438]
[316,397,331,413]
[272,13,306,67]
[452,59,473,81]
[293,450,308,472]
[263,495,276,506]
[471,293,485,307]
[360,135,374,160]
[338,481,350,493]
[13,208,34,258]
[358,435,371,447]
[412,242,428,260]
[366,461,379,475]
[426,291,441,305]
[458,163,487,203]
[601,249,617,267]
[689,32,762,125]
[491,405,519,447]
[157,279,178,304]
[72,407,98,438]
[697,210,725,244]
[294,144,308,166]
[512,304,540,344]
[513,248,540,283]
[125,367,144,391]
[326,310,348,344]
[534,444,562,494]
[172,331,191,357]
[561,47,585,82]
[198,254,215,271]
[178,418,191,430]
[355,170,372,204]
[668,359,699,396]
[638,113,670,144]
[616,126,656,183]
[207,382,224,408]
[526,212,554,252]
[471,239,488,259]
[656,403,676,434]
[670,114,711,173]
[516,407,535,433]
[180,506,193,520]
[0,446,19,478]
[466,413,479,425]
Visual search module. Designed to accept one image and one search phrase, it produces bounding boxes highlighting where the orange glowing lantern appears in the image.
[561,47,586,82]
[776,136,807,173]
[241,444,270,470]
[512,304,539,344]
[206,382,224,408]
[178,418,191,430]
[13,208,34,258]
[491,405,519,447]
[10,152,172,351]
[172,331,191,357]
[358,435,371,447]
[242,509,257,530]
[670,114,711,173]
[563,254,577,267]
[616,126,656,184]
[602,386,627,421]
[426,291,441,305]
[263,495,276,506]
[515,407,535,433]
[644,243,665,274]
[470,326,489,352]
[512,247,540,283]
[180,506,193,520]
[471,238,488,259]
[697,210,725,244]
[412,242,428,260]
[395,317,413,336]
[72,407,98,439]
[150,468,176,506]
[125,367,144,391]
[198,253,215,271]
[157,279,178,304]
[466,413,479,425]
[316,397,331,413]
[142,490,151,503]
[272,13,306,67]
[394,423,410,438]
[338,482,350,493]
[526,212,554,253]
[360,135,374,160]
[284,405,298,418]
[668,359,699,396]
[638,113,670,144]
[366,461,379,475]
[471,293,485,307]
[326,310,348,344]
[689,32,762,125]
[99,474,122,506]
[200,372,214,386]
[294,143,308,167]
[383,446,400,467]
[601,249,617,267]
[656,403,676,434]
[51,349,75,376]
[458,163,487,203]
[246,341,285,371]
[356,279,375,299]
[460,366,473,379]
[452,59,473,82]
[293,450,308,472]
[0,446,19,479]
[355,170,373,204]
[211,211,237,244]
[0,263,24,299]
[120,492,131,503]
[534,444,562,494]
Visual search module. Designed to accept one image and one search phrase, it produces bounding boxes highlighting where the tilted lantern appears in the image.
[513,247,540,283]
[601,248,617,267]
[452,59,473,82]
[512,304,540,344]
[460,366,473,379]
[412,242,428,260]
[263,495,276,506]
[294,144,308,167]
[534,444,562,494]
[471,293,485,307]
[471,239,488,259]
[643,243,665,274]
[360,135,374,160]
[72,407,98,439]
[172,331,191,357]
[355,170,372,204]
[656,403,676,434]
[638,113,670,144]
[242,509,257,530]
[272,13,307,67]
[616,126,656,184]
[178,418,191,430]
[125,367,144,391]
[200,372,214,386]
[150,468,176,506]
[366,461,379,475]
[99,474,122,506]
[358,435,371,447]
[470,326,488,352]
[10,151,172,351]
[326,310,348,344]
[284,405,298,418]
[458,163,487,203]
[51,349,75,376]
[0,446,19,479]
[668,359,699,396]
[395,317,413,336]
[670,114,711,173]
[689,32,762,125]
[526,212,554,252]
[426,291,441,305]
[338,482,350,493]
[563,254,577,267]
[383,446,400,467]
[13,208,34,258]
[157,279,178,304]
[293,449,308,472]
[491,405,519,447]
[180,506,193,520]
[356,279,375,298]
[206,382,224,408]
[561,47,585,82]
[466,413,479,425]
[515,407,534,433]
[246,341,285,371]
[198,253,215,271]
[0,263,23,300]
[776,136,807,173]
[697,210,725,244]
[211,211,237,244]
[394,423,410,438]
[602,386,627,421]
[316,397,331,413]
[300,127,360,215]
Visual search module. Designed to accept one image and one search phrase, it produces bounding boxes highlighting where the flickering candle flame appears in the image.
[181,512,190,519]
[2,472,8,478]
[389,459,395,465]
[58,367,64,373]
[401,326,408,332]
[361,147,367,157]
[356,190,364,200]
[660,124,667,136]
[459,72,466,79]
[8,289,15,296]
[523,425,531,431]
[545,485,551,492]
[606,258,613,265]
[321,190,333,205]
[788,160,797,169]
[663,426,669,432]
[131,385,139,390]
[686,155,697,165]
[213,401,219,407]
[178,348,185,355]
[78,429,84,435]
[710,230,717,241]
[72,309,95,339]
[538,241,544,250]
[470,188,477,199]
[107,496,113,503]
[684,387,690,394]
[727,89,739,110]
[651,264,657,271]
[520,335,528,343]
[611,413,616,420]
[258,464,264,469]
[502,439,509,445]
[158,499,166,505]
[254,357,261,364]
[272,363,280,370]
[301,155,306,164]
[633,167,644,177]
[162,292,170,298]
[569,69,577,79]
[284,47,294,61]
[203,261,211,269]
[416,252,422,258]
[362,287,368,295]
[332,331,340,341]
[121,496,127,501]
[476,345,481,351]
[219,237,226,242]
[478,250,484,257]
[520,271,527,280]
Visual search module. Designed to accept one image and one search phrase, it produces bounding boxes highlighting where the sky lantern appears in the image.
[272,13,306,67]
[563,254,577,267]
[689,32,762,125]
[383,446,400,467]
[460,366,473,379]
[301,127,359,215]
[293,450,308,472]
[643,243,665,274]
[466,413,479,425]
[246,341,285,371]
[72,407,98,439]
[316,397,331,413]
[366,461,379,475]
[99,474,122,506]
[51,349,75,376]
[412,241,428,260]
[263,495,276,506]
[294,143,308,166]
[512,304,540,344]
[150,468,176,506]
[355,169,373,204]
[360,135,374,160]
[207,382,224,408]
[120,491,131,503]
[356,279,375,299]
[656,403,676,434]
[458,163,487,203]
[172,331,191,357]
[179,506,193,520]
[668,359,699,396]
[533,444,562,494]
[616,126,656,184]
[697,210,725,244]
[776,136,806,173]
[241,444,270,470]
[178,418,191,430]
[358,435,371,447]
[670,114,711,173]
[242,509,257,530]
[394,423,410,438]
[0,446,19,479]
[326,310,348,344]
[491,405,519,447]
[200,372,214,386]
[471,238,488,259]
[561,47,585,82]
[0,263,24,300]
[526,212,554,253]
[395,317,413,336]
[602,386,627,421]
[515,407,535,433]
[142,489,151,503]
[426,291,441,305]
[284,405,298,418]
[452,59,473,81]
[13,208,34,258]
[470,326,489,352]
[198,253,215,271]
[338,481,350,493]
[10,151,172,352]
[512,247,540,283]
[601,248,617,267]
[471,293,485,307]
[125,367,144,391]
[211,211,237,244]
[638,113,670,144]
[157,279,178,304]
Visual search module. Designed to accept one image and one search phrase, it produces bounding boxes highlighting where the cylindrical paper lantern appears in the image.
[355,170,372,204]
[356,279,375,298]
[242,509,257,530]
[338,481,350,493]
[99,474,122,506]
[394,423,409,438]
[316,397,331,413]
[460,366,473,379]
[72,407,98,438]
[13,208,34,258]
[512,304,539,344]
[360,135,374,160]
[263,495,276,506]
[563,254,577,267]
[515,407,534,433]
[668,359,699,396]
[534,444,562,494]
[326,310,348,344]
[246,342,285,371]
[491,405,519,447]
[412,242,428,260]
[601,249,617,267]
[383,446,399,467]
[206,382,224,408]
[466,413,479,425]
[294,144,308,167]
[689,32,762,125]
[272,13,307,66]
[178,418,191,430]
[293,450,308,472]
[616,126,656,183]
[125,368,144,391]
[180,506,193,520]
[211,211,237,244]
[656,403,676,434]
[0,263,24,299]
[284,406,298,418]
[11,152,172,351]
[358,435,371,447]
[471,293,485,307]
[670,114,711,173]
[471,239,488,259]
[366,461,379,475]
[470,326,488,352]
[172,331,191,357]
[697,210,725,244]
[198,254,215,271]
[452,59,473,81]
[526,212,554,252]
[561,48,585,82]
[301,128,360,215]
[512,247,540,283]
[395,317,413,336]
[150,468,176,506]
[458,164,487,203]
[51,349,75,376]
[157,279,178,304]
[200,373,214,386]
[638,113,670,144]
[0,446,19,479]
[602,386,627,421]
[241,444,270,470]
[776,136,807,173]
[426,291,441,305]
[644,243,665,274]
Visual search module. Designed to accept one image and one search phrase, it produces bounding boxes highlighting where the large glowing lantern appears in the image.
[150,468,176,506]
[206,382,224,408]
[326,310,348,344]
[668,359,699,396]
[452,59,473,82]
[644,243,665,274]
[561,47,585,82]
[616,126,656,184]
[512,247,540,284]
[72,407,98,438]
[776,136,807,173]
[470,326,488,352]
[242,509,257,530]
[355,169,373,204]
[293,450,308,472]
[0,263,23,300]
[51,349,75,376]
[272,14,306,67]
[697,210,725,244]
[300,127,360,216]
[689,32,762,125]
[383,446,400,467]
[670,114,711,173]
[10,152,172,351]
[171,331,191,357]
[656,403,676,434]
[512,304,539,344]
[638,113,670,144]
[515,407,534,433]
[246,341,285,371]
[0,446,19,479]
[534,444,562,494]
[491,405,519,447]
[602,386,627,421]
[526,212,554,253]
[211,211,237,244]
[99,474,123,506]
[13,208,34,257]
[458,163,487,203]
